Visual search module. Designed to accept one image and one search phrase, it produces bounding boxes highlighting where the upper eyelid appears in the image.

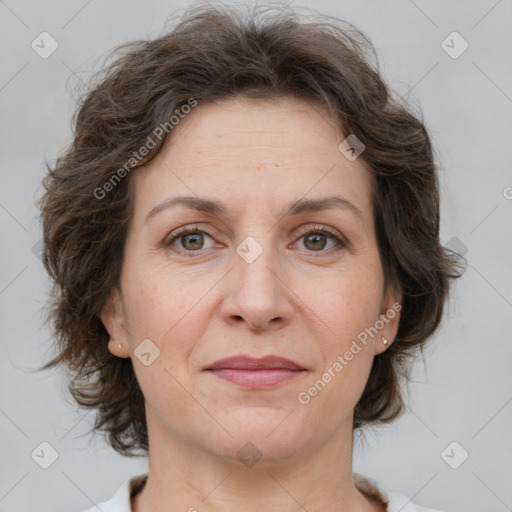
[295,223,341,237]
[166,223,342,239]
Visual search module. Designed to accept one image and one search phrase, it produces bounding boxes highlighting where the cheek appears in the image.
[301,272,382,410]
[122,267,215,387]
[122,261,199,337]
[123,273,205,415]
[300,283,379,418]
[303,264,383,343]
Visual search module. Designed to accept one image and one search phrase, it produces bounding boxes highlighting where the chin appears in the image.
[201,408,309,466]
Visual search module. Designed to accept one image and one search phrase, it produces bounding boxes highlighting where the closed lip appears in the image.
[205,355,306,371]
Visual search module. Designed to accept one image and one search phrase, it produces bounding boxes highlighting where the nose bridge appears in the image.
[222,233,293,331]
[235,235,280,302]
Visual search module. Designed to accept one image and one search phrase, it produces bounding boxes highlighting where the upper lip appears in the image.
[205,355,305,371]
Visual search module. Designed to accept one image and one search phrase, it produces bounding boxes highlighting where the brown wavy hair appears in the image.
[38,2,463,455]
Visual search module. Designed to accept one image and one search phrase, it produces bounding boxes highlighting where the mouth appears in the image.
[204,355,307,389]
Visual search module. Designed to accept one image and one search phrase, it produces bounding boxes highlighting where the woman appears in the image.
[38,4,461,511]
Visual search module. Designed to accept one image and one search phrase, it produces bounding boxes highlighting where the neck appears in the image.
[132,416,383,512]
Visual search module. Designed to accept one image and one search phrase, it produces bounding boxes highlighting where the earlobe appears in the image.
[374,287,402,355]
[100,288,130,358]
[107,339,129,358]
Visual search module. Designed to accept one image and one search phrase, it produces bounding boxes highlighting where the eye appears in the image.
[164,223,347,257]
[164,225,217,254]
[294,225,347,253]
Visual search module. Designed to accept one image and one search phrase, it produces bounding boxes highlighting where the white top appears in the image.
[82,473,443,512]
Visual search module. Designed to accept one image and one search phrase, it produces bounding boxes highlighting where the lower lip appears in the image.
[207,369,305,389]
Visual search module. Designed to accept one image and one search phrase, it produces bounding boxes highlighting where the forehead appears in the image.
[130,95,373,221]
[163,95,343,164]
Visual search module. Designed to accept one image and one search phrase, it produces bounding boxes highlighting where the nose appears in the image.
[220,243,294,333]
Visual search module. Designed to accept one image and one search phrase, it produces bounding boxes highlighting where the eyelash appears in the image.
[164,224,347,257]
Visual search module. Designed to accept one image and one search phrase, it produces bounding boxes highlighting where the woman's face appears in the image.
[102,95,400,465]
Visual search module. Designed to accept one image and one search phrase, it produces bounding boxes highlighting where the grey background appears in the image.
[1,1,511,511]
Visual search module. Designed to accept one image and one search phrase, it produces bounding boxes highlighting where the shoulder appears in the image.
[80,474,147,512]
[354,473,444,512]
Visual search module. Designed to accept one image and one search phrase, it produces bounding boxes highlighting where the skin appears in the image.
[101,95,401,512]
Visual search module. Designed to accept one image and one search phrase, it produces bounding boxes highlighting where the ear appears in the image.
[373,285,402,356]
[100,287,131,358]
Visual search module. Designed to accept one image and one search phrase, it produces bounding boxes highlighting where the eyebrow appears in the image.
[145,195,363,223]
